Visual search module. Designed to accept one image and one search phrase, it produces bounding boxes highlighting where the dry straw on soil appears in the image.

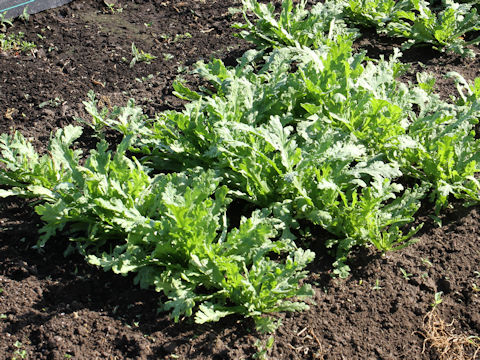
[420,308,480,360]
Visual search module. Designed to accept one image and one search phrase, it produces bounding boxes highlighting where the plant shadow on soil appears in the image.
[1,0,480,359]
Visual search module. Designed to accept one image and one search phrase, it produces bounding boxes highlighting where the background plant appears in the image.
[237,0,480,56]
[233,0,358,50]
[385,0,480,56]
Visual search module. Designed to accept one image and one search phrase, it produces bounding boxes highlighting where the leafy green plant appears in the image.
[84,35,480,277]
[421,257,433,267]
[173,32,192,43]
[0,126,313,328]
[386,0,480,56]
[341,0,407,28]
[392,73,480,213]
[233,0,357,50]
[129,42,156,68]
[82,43,408,276]
[2,4,480,333]
[341,0,480,56]
[239,0,480,56]
[162,53,174,61]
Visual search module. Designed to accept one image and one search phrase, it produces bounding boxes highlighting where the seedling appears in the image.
[431,291,444,308]
[421,258,433,267]
[0,12,13,31]
[399,267,413,280]
[372,279,383,290]
[19,7,30,23]
[173,32,192,43]
[13,341,27,360]
[135,74,154,83]
[129,43,156,68]
[253,336,275,360]
[38,97,62,109]
[162,53,174,61]
[0,32,36,54]
[103,1,123,14]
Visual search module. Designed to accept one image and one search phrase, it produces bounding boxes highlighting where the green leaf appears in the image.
[194,302,235,324]
[254,316,282,333]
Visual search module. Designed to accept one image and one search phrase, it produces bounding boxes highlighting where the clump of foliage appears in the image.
[0,32,35,54]
[0,126,313,330]
[343,0,480,56]
[384,0,480,56]
[236,0,480,56]
[232,0,359,50]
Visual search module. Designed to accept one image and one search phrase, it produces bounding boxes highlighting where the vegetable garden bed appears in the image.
[0,0,479,359]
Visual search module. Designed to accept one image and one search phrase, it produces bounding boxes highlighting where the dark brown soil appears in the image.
[0,1,479,359]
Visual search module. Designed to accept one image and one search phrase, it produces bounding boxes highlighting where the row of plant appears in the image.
[235,0,480,56]
[1,0,480,332]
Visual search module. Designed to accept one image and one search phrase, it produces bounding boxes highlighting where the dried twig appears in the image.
[418,308,480,360]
